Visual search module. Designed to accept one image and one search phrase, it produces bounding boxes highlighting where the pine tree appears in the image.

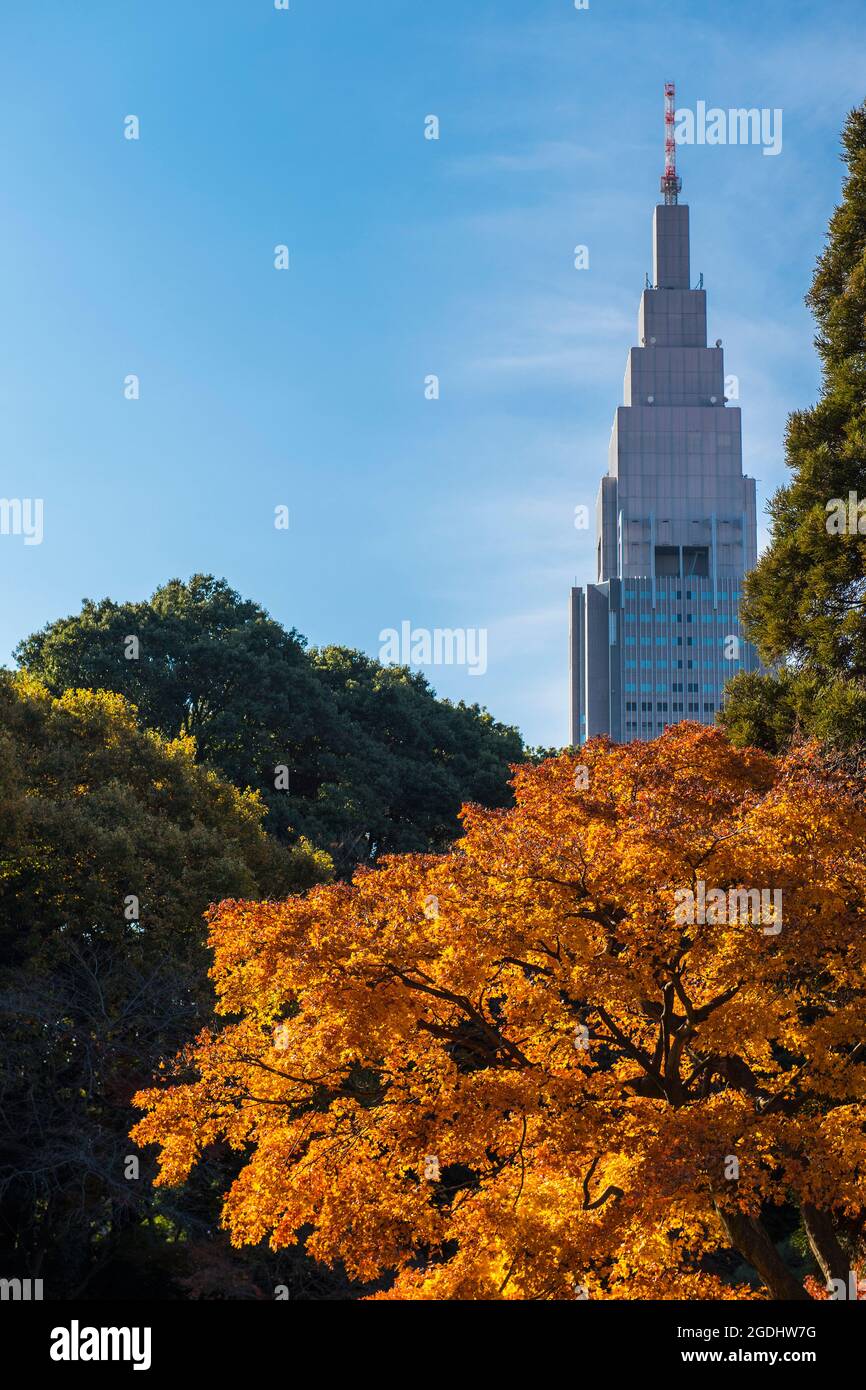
[722,101,866,749]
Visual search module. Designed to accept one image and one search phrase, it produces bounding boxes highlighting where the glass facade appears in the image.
[616,577,749,740]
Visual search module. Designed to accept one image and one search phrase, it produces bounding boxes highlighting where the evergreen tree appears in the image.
[0,673,329,1297]
[722,101,866,750]
[15,576,524,874]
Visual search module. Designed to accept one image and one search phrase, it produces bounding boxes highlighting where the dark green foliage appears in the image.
[0,673,330,1298]
[16,575,524,874]
[721,102,866,750]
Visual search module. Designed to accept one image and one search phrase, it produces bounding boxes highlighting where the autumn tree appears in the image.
[0,672,330,1297]
[15,575,523,874]
[133,724,866,1300]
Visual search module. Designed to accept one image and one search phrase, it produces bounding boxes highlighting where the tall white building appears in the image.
[569,134,758,745]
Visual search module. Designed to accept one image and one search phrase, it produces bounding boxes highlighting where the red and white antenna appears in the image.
[660,81,682,205]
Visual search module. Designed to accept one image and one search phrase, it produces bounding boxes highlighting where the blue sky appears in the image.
[0,0,863,747]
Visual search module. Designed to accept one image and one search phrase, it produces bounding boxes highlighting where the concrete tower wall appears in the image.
[569,192,759,747]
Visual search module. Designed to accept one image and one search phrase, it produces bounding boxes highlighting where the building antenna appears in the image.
[660,81,682,205]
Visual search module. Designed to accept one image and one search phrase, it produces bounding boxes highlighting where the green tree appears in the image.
[15,576,524,874]
[721,101,866,751]
[307,645,523,864]
[0,672,329,1297]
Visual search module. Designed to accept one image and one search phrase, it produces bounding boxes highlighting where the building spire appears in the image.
[660,81,682,205]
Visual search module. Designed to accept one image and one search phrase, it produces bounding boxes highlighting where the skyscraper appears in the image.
[569,87,759,746]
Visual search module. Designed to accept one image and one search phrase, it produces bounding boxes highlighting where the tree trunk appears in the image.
[801,1203,849,1288]
[714,1202,812,1300]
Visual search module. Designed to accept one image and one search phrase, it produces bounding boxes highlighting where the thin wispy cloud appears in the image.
[447,141,597,177]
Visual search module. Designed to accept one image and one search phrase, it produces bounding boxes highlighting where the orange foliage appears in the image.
[132,725,866,1299]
